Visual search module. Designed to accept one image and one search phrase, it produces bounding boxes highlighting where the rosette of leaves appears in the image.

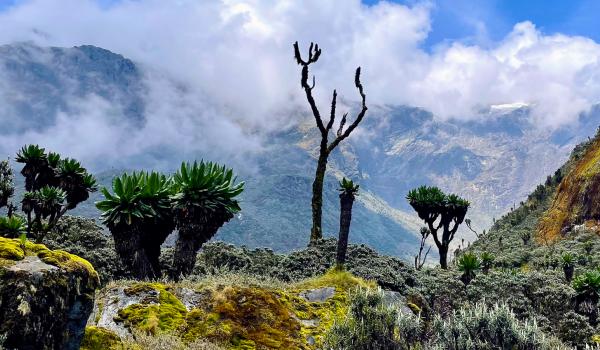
[457,252,480,285]
[15,145,97,242]
[0,215,26,238]
[170,161,244,279]
[96,171,174,279]
[573,270,600,325]
[407,186,470,269]
[480,251,494,274]
[562,252,576,282]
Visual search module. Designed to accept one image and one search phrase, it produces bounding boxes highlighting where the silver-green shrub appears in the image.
[429,303,568,350]
[323,288,403,350]
[324,288,571,350]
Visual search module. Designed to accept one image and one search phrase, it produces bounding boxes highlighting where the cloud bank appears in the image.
[0,0,599,168]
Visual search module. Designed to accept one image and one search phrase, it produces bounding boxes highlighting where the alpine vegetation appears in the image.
[294,41,368,244]
[96,160,244,280]
[336,178,359,268]
[0,145,97,243]
[170,161,244,279]
[407,186,470,269]
[96,171,174,280]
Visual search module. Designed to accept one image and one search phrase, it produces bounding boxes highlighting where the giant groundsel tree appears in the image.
[170,161,244,279]
[336,178,359,267]
[12,145,97,242]
[293,41,368,244]
[96,171,174,280]
[407,186,470,269]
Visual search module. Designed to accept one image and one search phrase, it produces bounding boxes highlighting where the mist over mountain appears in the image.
[1,42,598,257]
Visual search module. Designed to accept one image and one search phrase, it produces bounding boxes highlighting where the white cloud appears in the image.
[0,0,599,167]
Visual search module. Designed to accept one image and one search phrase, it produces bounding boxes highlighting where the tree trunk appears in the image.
[336,194,354,266]
[171,218,226,280]
[171,226,202,280]
[564,265,574,282]
[310,149,328,243]
[111,226,156,280]
[140,220,175,279]
[439,245,449,269]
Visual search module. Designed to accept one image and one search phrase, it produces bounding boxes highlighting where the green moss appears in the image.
[539,136,600,241]
[80,326,123,350]
[95,300,105,324]
[0,238,25,260]
[37,249,99,280]
[407,302,421,314]
[0,237,99,286]
[111,271,374,349]
[180,286,304,349]
[293,268,375,291]
[116,282,187,335]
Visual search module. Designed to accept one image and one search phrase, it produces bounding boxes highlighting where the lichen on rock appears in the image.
[90,269,373,349]
[0,236,100,350]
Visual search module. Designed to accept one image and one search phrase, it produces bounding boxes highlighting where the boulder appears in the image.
[88,269,370,348]
[0,237,99,350]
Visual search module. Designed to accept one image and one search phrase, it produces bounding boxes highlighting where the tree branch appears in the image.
[294,41,326,133]
[427,221,443,249]
[326,90,337,131]
[327,67,368,153]
[465,219,480,238]
[337,113,347,137]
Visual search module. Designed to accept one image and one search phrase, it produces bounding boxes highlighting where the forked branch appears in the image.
[293,41,368,149]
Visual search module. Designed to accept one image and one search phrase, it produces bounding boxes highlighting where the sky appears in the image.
[4,0,599,46]
[364,0,600,46]
[0,0,599,167]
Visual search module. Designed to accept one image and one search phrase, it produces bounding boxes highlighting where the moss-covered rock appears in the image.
[0,237,100,350]
[91,269,373,349]
[46,216,125,284]
[81,326,123,350]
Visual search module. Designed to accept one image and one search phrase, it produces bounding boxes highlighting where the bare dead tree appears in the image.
[465,218,480,238]
[414,227,432,270]
[293,41,368,243]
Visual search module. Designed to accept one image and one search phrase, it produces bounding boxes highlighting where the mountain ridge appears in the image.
[1,42,599,258]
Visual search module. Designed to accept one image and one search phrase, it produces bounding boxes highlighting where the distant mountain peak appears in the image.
[489,102,530,113]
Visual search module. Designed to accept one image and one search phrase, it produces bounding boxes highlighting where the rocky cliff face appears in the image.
[539,130,600,241]
[0,237,99,350]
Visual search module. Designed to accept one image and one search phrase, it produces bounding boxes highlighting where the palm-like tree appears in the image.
[170,161,244,279]
[16,145,54,191]
[96,172,173,279]
[336,178,359,267]
[57,158,98,209]
[0,215,26,238]
[407,186,470,269]
[14,145,97,242]
[480,252,494,274]
[457,252,480,285]
[138,172,175,277]
[35,186,66,220]
[573,270,600,325]
[562,252,576,282]
[21,186,66,242]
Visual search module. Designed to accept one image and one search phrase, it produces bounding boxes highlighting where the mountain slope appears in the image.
[1,43,600,258]
[469,131,600,267]
[539,133,600,241]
